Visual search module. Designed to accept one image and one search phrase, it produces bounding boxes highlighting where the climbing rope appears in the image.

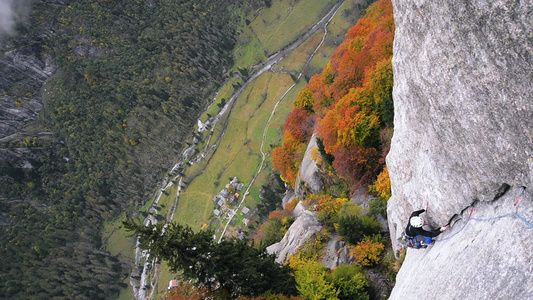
[436,187,532,242]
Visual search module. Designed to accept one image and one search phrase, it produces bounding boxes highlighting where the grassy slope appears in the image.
[105,0,372,298]
[252,0,337,55]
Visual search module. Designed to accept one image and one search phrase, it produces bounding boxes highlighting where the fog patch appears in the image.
[0,0,32,45]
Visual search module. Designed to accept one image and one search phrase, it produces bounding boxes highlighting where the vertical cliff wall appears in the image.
[387,0,533,298]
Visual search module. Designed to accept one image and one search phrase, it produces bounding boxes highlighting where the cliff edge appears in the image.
[387,0,533,299]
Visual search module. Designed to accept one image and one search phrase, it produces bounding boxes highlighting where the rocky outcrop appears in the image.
[295,134,324,195]
[0,45,56,90]
[266,210,323,263]
[0,45,56,138]
[0,96,43,139]
[268,133,327,263]
[321,233,353,269]
[387,0,533,299]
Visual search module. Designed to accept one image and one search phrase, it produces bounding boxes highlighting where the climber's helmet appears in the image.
[410,216,424,228]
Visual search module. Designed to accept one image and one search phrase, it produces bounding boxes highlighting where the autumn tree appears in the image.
[314,195,349,224]
[329,264,370,300]
[348,235,385,267]
[289,257,339,300]
[369,166,391,200]
[293,88,314,111]
[273,0,394,190]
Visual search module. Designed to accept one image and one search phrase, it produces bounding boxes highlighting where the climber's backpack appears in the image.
[400,231,426,249]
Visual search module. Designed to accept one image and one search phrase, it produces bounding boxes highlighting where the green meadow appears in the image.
[251,0,337,55]
[107,0,373,298]
[174,72,299,230]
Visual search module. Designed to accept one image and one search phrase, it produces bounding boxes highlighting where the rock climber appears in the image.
[405,209,449,248]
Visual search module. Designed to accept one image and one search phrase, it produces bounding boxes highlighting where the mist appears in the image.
[0,0,31,44]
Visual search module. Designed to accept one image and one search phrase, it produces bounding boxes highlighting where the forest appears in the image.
[1,0,396,298]
[0,0,269,299]
[130,0,396,299]
[272,0,393,192]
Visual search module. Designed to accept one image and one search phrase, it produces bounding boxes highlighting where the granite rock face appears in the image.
[0,45,56,138]
[295,134,324,195]
[321,233,353,269]
[268,134,326,263]
[387,0,533,299]
[266,210,323,263]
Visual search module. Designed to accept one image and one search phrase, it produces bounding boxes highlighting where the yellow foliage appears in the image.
[315,195,348,216]
[348,237,385,267]
[293,87,314,111]
[288,252,314,271]
[310,147,322,165]
[372,166,391,199]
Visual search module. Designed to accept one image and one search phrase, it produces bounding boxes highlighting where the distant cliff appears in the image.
[387,0,533,298]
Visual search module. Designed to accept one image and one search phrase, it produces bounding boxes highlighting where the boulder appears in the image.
[321,233,353,269]
[266,210,323,263]
[295,134,324,196]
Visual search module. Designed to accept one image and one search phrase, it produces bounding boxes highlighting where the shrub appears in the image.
[254,219,285,246]
[315,195,349,224]
[369,166,391,200]
[368,197,387,218]
[329,264,370,300]
[285,198,300,214]
[337,201,364,218]
[337,215,382,245]
[349,235,385,267]
[289,258,339,300]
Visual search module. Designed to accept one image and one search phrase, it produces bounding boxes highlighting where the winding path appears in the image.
[131,1,346,298]
[217,1,343,240]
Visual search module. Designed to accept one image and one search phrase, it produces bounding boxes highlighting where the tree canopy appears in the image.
[123,218,297,298]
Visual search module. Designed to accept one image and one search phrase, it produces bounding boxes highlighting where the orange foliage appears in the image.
[273,0,394,188]
[366,26,394,63]
[336,107,380,149]
[317,88,380,154]
[283,107,314,143]
[271,145,299,186]
[271,108,314,186]
[308,71,333,114]
[268,209,290,220]
[316,108,340,154]
[346,17,377,39]
[285,198,300,214]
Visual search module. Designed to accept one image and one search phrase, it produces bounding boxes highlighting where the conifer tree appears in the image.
[124,218,297,297]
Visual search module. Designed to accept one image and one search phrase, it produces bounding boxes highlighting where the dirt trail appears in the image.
[217,0,344,241]
[131,1,346,298]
